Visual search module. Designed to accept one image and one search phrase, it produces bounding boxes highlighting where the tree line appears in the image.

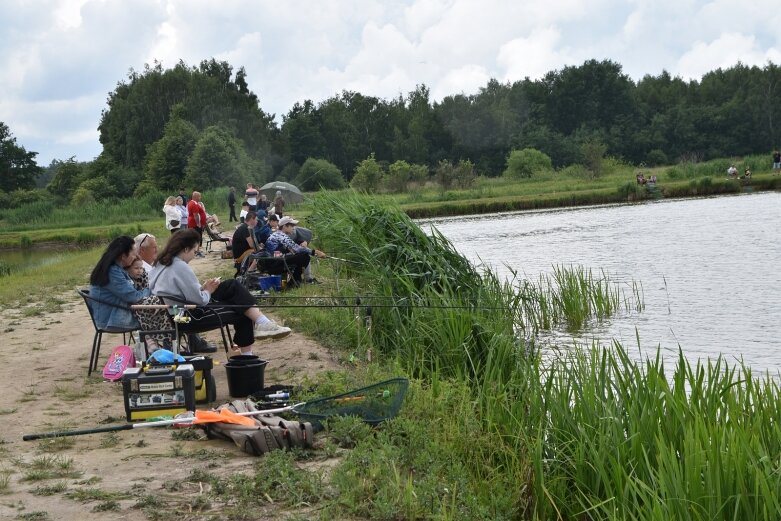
[2,57,780,207]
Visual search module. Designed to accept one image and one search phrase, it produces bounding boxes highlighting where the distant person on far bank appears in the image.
[727,165,738,178]
[228,187,237,222]
[773,150,781,173]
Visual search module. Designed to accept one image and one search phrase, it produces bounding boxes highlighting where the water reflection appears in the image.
[421,193,781,374]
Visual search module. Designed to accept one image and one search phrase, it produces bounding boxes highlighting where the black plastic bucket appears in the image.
[224,356,268,397]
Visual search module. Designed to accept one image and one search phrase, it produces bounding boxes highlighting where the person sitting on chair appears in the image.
[265,217,327,286]
[149,229,291,356]
[239,201,250,223]
[232,211,260,273]
[135,232,215,353]
[89,236,151,331]
[125,256,146,291]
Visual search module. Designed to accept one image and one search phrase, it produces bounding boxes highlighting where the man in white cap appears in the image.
[265,216,326,286]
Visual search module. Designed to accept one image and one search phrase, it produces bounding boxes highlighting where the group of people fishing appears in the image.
[88,186,322,360]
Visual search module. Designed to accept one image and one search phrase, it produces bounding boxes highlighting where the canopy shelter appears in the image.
[260,181,304,204]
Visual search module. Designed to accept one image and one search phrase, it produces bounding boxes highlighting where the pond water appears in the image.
[420,192,781,374]
[0,247,80,276]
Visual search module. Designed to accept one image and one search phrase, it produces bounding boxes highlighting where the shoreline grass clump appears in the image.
[301,191,781,520]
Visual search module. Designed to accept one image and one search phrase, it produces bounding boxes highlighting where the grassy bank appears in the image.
[4,192,780,519]
[279,192,780,520]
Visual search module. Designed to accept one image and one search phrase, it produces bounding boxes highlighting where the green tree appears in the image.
[72,176,116,204]
[580,139,608,178]
[143,115,199,190]
[99,60,276,169]
[435,159,455,190]
[351,154,383,192]
[296,158,344,191]
[47,157,84,199]
[0,122,41,192]
[183,126,255,190]
[385,160,413,192]
[503,148,553,179]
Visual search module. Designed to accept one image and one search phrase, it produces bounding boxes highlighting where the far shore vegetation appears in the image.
[1,151,780,250]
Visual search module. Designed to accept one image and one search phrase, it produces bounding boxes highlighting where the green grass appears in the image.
[22,455,82,481]
[292,192,781,520]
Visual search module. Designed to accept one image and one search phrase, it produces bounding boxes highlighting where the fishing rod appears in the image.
[323,255,363,265]
[184,296,516,311]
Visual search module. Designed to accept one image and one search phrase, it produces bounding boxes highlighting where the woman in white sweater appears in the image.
[149,229,290,355]
[163,196,181,234]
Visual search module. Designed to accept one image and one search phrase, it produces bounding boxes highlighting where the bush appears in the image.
[558,164,590,179]
[70,186,96,206]
[351,154,383,193]
[503,148,553,179]
[384,160,413,193]
[580,140,608,178]
[645,149,668,166]
[296,158,344,191]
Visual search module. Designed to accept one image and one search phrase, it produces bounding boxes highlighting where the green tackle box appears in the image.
[122,364,195,421]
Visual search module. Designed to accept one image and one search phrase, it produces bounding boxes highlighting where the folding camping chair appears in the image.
[135,294,234,356]
[77,288,136,376]
[204,223,231,253]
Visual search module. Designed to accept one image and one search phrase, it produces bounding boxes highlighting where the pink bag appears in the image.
[102,345,135,381]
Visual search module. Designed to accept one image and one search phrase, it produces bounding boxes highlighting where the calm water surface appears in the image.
[421,192,781,374]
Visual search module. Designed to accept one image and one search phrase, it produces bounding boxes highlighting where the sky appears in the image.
[1,0,780,166]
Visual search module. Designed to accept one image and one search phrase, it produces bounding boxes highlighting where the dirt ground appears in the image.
[0,251,342,520]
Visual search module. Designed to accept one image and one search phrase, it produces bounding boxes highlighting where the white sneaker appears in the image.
[253,320,291,340]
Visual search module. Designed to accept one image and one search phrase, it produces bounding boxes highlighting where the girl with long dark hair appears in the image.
[149,229,290,355]
[89,236,151,330]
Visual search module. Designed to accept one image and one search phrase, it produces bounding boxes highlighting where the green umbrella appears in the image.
[260,181,304,203]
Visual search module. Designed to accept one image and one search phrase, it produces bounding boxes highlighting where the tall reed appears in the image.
[309,191,781,520]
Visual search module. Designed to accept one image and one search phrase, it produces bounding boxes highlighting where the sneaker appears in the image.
[305,278,321,284]
[254,321,291,340]
[189,335,218,353]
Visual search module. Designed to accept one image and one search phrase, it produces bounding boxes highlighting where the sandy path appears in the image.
[0,251,341,520]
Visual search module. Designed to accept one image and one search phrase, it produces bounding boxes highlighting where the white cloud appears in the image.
[497,27,569,81]
[676,32,781,79]
[0,0,779,165]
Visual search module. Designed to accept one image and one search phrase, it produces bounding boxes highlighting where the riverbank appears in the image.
[0,249,345,520]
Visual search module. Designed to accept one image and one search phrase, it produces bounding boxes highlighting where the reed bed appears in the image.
[308,191,781,520]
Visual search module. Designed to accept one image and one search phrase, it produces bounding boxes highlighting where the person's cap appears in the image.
[278,216,298,227]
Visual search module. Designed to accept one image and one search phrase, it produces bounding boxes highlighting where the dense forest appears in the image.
[2,57,780,206]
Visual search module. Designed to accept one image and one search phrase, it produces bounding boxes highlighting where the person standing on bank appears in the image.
[273,190,285,217]
[245,183,259,211]
[149,229,291,356]
[187,191,208,256]
[163,196,181,234]
[227,187,237,222]
[773,150,781,172]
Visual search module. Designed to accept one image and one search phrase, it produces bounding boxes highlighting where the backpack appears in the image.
[102,345,135,381]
